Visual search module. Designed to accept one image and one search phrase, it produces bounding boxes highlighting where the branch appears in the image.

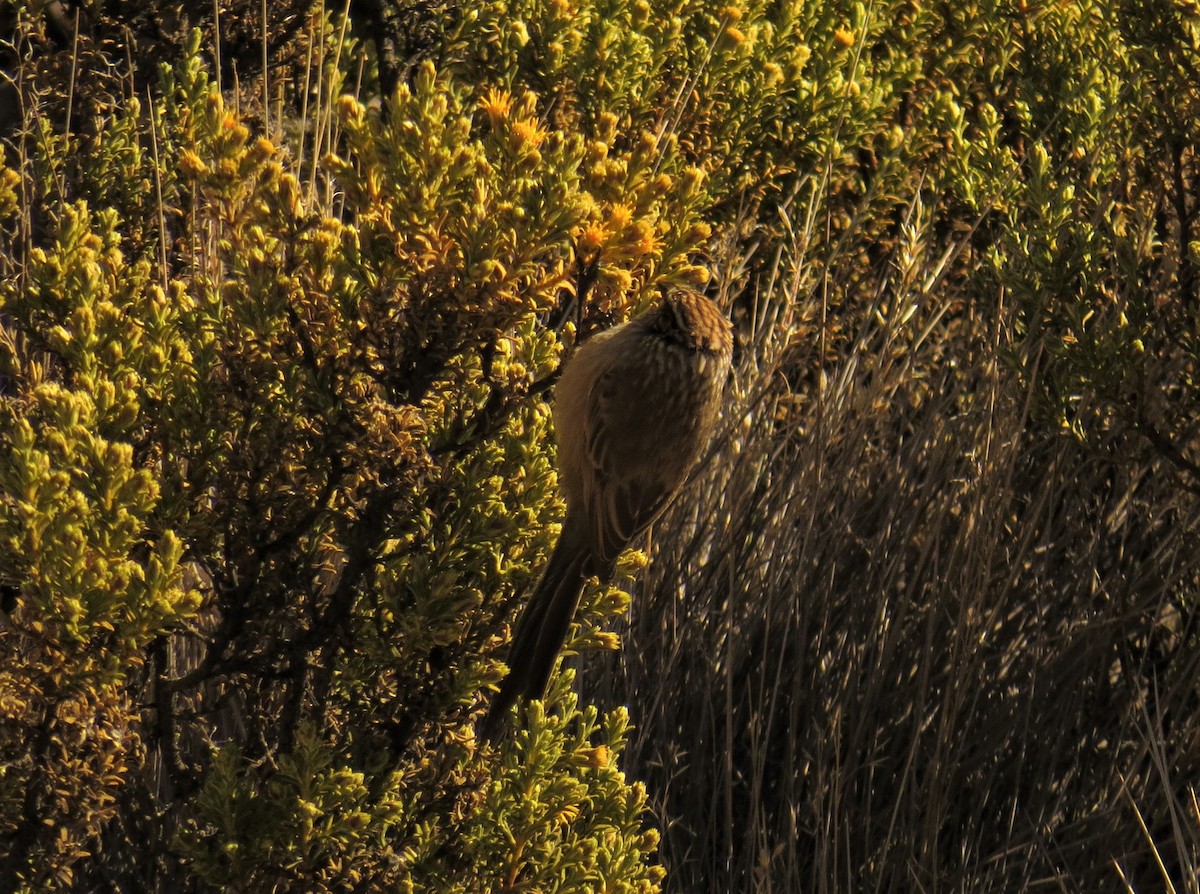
[1135,410,1200,495]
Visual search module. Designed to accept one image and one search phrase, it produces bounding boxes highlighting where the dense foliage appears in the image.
[1,0,1198,891]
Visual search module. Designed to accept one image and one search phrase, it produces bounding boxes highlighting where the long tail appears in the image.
[482,513,591,739]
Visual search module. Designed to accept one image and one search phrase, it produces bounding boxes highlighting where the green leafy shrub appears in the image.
[0,10,669,892]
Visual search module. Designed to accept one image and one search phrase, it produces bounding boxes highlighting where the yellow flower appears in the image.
[580,745,611,767]
[606,204,633,230]
[629,220,658,255]
[478,87,513,130]
[606,267,634,291]
[511,118,547,148]
[223,116,249,144]
[834,28,856,47]
[579,225,606,253]
[249,137,276,162]
[179,150,208,179]
[337,95,365,124]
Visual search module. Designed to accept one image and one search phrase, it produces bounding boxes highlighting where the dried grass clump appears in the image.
[588,198,1200,892]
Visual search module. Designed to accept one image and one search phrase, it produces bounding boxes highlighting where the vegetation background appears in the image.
[1,0,1198,891]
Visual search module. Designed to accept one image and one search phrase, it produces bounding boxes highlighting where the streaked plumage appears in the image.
[482,288,733,738]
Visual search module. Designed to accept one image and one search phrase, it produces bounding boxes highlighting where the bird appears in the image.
[482,286,734,738]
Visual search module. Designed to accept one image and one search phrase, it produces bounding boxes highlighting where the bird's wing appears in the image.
[581,365,677,574]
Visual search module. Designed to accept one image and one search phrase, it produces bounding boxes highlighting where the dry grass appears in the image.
[584,186,1200,892]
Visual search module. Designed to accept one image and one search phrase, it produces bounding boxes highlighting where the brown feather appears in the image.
[483,290,733,738]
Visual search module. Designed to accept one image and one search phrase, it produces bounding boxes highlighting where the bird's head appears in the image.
[651,286,734,355]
